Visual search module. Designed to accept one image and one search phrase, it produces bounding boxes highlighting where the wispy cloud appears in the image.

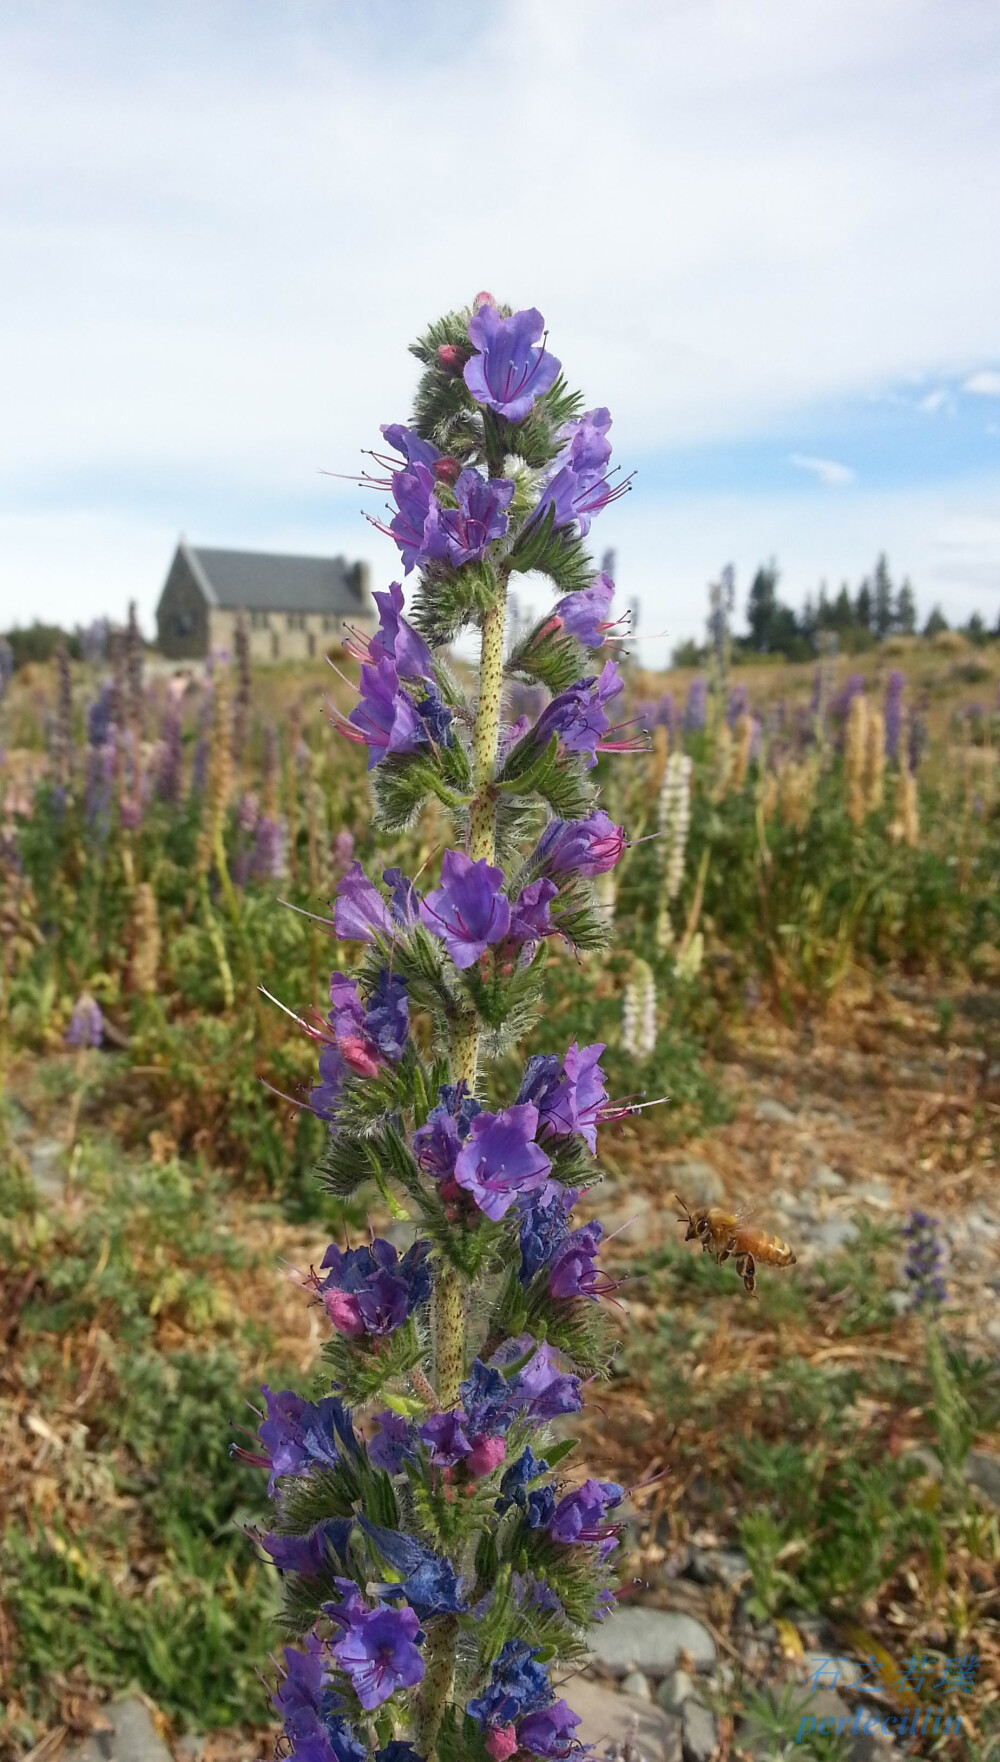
[919,389,949,414]
[964,369,1000,397]
[788,453,857,488]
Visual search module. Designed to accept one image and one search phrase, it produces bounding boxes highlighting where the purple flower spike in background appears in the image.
[884,669,906,759]
[683,676,707,732]
[419,850,511,968]
[902,1210,948,1312]
[454,1104,552,1220]
[463,303,561,422]
[66,992,104,1049]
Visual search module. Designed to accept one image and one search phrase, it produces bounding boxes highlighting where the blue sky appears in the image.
[1,0,998,663]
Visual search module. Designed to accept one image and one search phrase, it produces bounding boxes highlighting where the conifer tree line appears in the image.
[671,552,997,667]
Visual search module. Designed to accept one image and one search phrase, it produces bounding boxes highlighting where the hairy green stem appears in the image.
[423,568,509,1757]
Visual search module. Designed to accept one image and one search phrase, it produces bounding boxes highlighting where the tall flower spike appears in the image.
[251,295,649,1762]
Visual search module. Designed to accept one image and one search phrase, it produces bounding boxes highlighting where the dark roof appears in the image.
[181,543,367,614]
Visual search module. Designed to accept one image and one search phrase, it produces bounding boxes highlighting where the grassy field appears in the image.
[1,632,998,1759]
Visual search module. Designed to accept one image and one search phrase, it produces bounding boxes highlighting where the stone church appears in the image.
[155,539,374,662]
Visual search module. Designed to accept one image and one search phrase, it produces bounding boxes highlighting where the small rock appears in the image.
[667,1161,725,1205]
[964,1450,1000,1507]
[901,1445,942,1480]
[686,1547,749,1587]
[28,1137,67,1201]
[599,1196,653,1237]
[888,1289,911,1315]
[680,1698,717,1762]
[811,1163,846,1191]
[985,1317,1000,1346]
[621,1670,652,1702]
[657,1668,694,1713]
[590,1608,717,1677]
[800,1651,861,1688]
[63,1701,173,1762]
[810,1218,860,1254]
[852,1180,892,1207]
[755,1099,797,1125]
[569,1677,682,1762]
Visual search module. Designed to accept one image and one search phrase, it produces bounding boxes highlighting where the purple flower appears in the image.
[272,1637,331,1733]
[548,1477,623,1544]
[548,1220,604,1300]
[508,878,558,949]
[325,1588,425,1711]
[368,582,435,683]
[527,660,627,770]
[531,811,625,879]
[463,304,561,423]
[252,1388,357,1495]
[344,657,428,771]
[307,971,409,1118]
[516,1701,581,1759]
[496,1446,550,1513]
[66,993,104,1049]
[359,1518,468,1617]
[902,1210,948,1312]
[509,1341,583,1421]
[251,814,287,880]
[517,1041,608,1152]
[288,1728,367,1762]
[884,669,906,759]
[656,691,677,735]
[534,408,628,537]
[453,1104,552,1221]
[375,1747,422,1762]
[419,850,512,969]
[418,1409,473,1466]
[518,1188,575,1285]
[319,1237,431,1338]
[333,861,396,942]
[364,969,410,1062]
[412,1082,482,1182]
[466,1639,552,1728]
[367,1410,416,1474]
[259,1518,354,1577]
[382,866,420,927]
[439,471,514,567]
[831,672,865,723]
[156,706,183,801]
[380,423,441,472]
[727,684,749,727]
[683,677,707,732]
[462,1343,582,1433]
[387,464,449,575]
[552,574,615,648]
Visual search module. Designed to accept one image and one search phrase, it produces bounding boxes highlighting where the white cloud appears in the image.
[919,388,949,413]
[2,0,1000,631]
[964,369,1000,396]
[788,453,857,487]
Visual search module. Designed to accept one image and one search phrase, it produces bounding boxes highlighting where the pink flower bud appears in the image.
[437,344,466,375]
[323,1290,366,1337]
[433,457,461,486]
[467,1435,506,1478]
[485,1726,518,1760]
[337,1034,382,1078]
[473,291,496,312]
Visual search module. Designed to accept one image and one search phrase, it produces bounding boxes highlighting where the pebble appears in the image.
[590,1608,717,1677]
[620,1670,653,1702]
[811,1162,846,1191]
[666,1161,725,1204]
[964,1450,1000,1507]
[657,1668,694,1712]
[62,1700,173,1762]
[569,1677,682,1762]
[851,1179,893,1207]
[680,1698,717,1762]
[754,1099,797,1125]
[686,1546,749,1587]
[901,1445,942,1481]
[801,1651,861,1688]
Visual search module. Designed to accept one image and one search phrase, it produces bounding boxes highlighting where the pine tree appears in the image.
[923,604,949,636]
[872,553,894,641]
[746,559,780,650]
[855,579,873,633]
[241,296,648,1762]
[896,578,917,635]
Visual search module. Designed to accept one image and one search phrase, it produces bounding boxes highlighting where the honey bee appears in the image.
[674,1194,796,1296]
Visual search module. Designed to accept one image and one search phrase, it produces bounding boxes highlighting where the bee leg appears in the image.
[716,1246,732,1264]
[735,1252,757,1296]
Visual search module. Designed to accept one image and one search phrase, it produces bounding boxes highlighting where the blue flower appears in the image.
[359,1518,468,1617]
[463,304,561,423]
[466,1639,553,1727]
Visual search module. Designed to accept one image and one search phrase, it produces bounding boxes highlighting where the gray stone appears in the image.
[569,1677,683,1761]
[29,1136,67,1201]
[964,1450,1000,1507]
[667,1161,725,1205]
[754,1099,797,1125]
[811,1163,846,1191]
[852,1179,892,1207]
[800,1651,861,1688]
[590,1608,717,1677]
[598,1196,653,1238]
[621,1670,653,1702]
[985,1316,1000,1346]
[888,1289,910,1315]
[62,1701,173,1762]
[901,1445,942,1481]
[680,1698,717,1762]
[657,1668,695,1712]
[686,1547,748,1587]
[810,1218,860,1253]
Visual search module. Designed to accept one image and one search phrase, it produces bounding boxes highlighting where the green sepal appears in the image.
[321,1317,425,1406]
[507,501,557,574]
[495,734,561,800]
[506,623,589,696]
